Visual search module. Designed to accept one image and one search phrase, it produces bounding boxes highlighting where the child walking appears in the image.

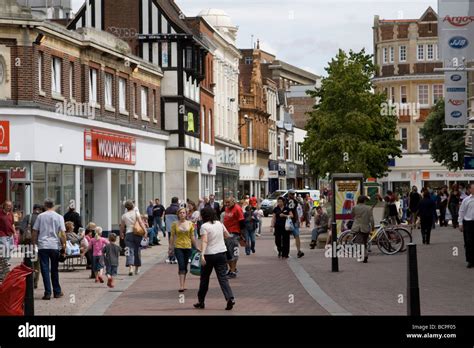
[89,227,109,283]
[103,233,121,288]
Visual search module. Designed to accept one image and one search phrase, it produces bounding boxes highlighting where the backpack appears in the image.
[20,214,33,244]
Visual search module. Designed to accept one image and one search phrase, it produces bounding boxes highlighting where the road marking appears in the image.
[287,257,352,316]
[280,238,352,316]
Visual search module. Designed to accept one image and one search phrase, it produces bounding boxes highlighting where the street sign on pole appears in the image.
[464,156,474,169]
[438,0,474,65]
[445,71,468,126]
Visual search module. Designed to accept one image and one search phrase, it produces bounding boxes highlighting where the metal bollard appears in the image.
[331,222,339,272]
[407,243,420,316]
[23,248,34,316]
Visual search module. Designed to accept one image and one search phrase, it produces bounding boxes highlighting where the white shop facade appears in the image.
[0,109,168,234]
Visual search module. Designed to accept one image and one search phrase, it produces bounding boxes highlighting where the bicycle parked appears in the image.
[337,219,405,255]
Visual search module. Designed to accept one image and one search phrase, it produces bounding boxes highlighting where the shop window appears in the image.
[153,173,161,204]
[138,172,145,213]
[32,162,46,205]
[47,164,61,210]
[63,165,74,214]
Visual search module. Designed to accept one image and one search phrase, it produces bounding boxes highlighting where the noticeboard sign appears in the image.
[445,71,468,126]
[331,174,364,236]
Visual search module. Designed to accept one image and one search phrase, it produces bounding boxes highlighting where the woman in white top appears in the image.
[194,207,235,311]
[120,200,147,276]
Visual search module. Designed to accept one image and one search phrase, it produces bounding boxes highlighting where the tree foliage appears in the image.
[302,49,401,179]
[420,100,465,171]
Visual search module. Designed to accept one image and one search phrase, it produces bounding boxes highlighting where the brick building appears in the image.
[69,0,211,202]
[372,7,473,192]
[0,0,167,232]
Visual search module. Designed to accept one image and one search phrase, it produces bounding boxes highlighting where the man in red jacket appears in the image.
[223,197,244,279]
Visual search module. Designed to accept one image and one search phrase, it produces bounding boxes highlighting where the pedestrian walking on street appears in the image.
[194,207,235,310]
[303,195,311,228]
[187,201,201,240]
[272,197,292,259]
[89,226,109,283]
[103,233,121,288]
[351,196,374,263]
[84,222,96,279]
[458,183,474,268]
[153,198,166,239]
[19,203,43,288]
[418,191,436,245]
[32,198,67,300]
[164,197,180,264]
[448,185,461,229]
[409,186,421,229]
[243,205,257,255]
[120,200,147,276]
[206,194,221,218]
[438,186,449,227]
[146,200,154,230]
[223,197,245,278]
[286,190,304,258]
[169,207,199,292]
[0,200,15,282]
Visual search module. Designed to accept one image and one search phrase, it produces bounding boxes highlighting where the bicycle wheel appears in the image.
[393,227,412,252]
[377,229,403,255]
[337,230,356,245]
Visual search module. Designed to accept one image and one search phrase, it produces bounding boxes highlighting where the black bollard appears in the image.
[23,246,34,316]
[407,243,420,316]
[331,222,339,272]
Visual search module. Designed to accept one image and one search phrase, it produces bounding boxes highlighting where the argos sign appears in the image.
[443,15,474,27]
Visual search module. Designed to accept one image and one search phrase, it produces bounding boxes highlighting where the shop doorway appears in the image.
[83,168,94,225]
[0,171,7,204]
[186,172,199,203]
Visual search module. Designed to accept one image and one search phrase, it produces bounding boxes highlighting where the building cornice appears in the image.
[372,74,443,83]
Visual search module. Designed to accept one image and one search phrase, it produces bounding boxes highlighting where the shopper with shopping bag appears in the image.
[194,207,235,310]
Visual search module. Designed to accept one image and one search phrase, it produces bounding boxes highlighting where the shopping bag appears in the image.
[190,250,201,276]
[445,209,452,221]
[140,237,149,247]
[285,217,294,231]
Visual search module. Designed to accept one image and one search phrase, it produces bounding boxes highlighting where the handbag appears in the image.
[20,214,33,244]
[190,250,201,276]
[285,217,294,231]
[140,237,149,247]
[133,212,146,237]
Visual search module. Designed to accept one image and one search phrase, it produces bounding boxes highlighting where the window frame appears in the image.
[418,128,429,152]
[400,85,407,104]
[433,84,444,104]
[427,44,434,61]
[383,47,388,64]
[104,72,114,109]
[417,44,425,61]
[417,84,429,106]
[140,86,149,120]
[389,46,394,63]
[51,56,62,96]
[399,45,407,62]
[38,52,44,94]
[118,77,127,113]
[399,127,408,153]
[89,68,98,105]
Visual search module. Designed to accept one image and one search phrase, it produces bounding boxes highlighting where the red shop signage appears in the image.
[84,129,136,165]
[0,121,10,154]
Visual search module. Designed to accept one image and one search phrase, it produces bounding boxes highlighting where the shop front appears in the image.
[215,142,240,203]
[0,113,168,233]
[268,160,279,194]
[239,160,268,200]
[200,150,216,198]
[278,162,287,190]
[287,163,297,189]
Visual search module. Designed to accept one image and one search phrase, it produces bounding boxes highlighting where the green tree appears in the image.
[302,49,401,179]
[420,100,465,171]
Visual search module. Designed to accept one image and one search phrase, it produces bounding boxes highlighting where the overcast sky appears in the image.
[72,0,438,76]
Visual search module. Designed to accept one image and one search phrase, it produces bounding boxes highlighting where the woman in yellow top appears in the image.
[169,208,199,292]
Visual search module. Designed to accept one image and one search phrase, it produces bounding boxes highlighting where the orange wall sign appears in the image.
[422,172,430,180]
[0,121,10,154]
[84,129,136,165]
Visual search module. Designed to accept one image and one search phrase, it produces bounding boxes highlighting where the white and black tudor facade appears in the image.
[68,0,211,201]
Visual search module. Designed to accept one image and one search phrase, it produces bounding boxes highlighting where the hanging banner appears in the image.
[445,71,468,125]
[438,0,474,66]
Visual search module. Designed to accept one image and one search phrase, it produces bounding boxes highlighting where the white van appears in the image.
[260,189,320,217]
